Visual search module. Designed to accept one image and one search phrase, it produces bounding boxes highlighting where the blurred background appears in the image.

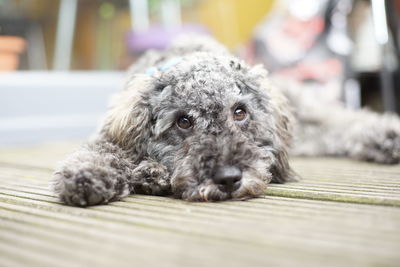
[0,0,399,147]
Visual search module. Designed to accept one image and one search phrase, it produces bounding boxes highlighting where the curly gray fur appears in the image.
[53,35,400,207]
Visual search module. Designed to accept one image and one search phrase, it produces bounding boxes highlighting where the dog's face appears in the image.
[104,53,294,201]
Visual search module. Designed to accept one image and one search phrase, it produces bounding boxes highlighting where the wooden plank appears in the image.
[0,192,400,266]
[1,144,400,206]
[0,141,82,170]
[0,192,399,266]
[266,157,400,206]
[0,143,400,266]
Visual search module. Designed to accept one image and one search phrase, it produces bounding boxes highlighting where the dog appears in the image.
[53,36,400,206]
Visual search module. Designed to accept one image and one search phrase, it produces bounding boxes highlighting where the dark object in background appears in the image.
[379,0,400,113]
[252,0,400,114]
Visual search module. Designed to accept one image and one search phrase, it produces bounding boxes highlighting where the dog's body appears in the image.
[54,36,400,206]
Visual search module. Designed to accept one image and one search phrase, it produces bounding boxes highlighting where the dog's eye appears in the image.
[233,107,247,121]
[176,116,192,129]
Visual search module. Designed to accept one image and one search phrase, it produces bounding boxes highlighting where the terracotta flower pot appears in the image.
[0,36,26,71]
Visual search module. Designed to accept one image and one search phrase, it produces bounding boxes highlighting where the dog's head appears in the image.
[103,52,295,201]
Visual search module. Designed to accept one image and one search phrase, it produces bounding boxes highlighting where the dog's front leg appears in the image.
[130,160,171,196]
[53,140,135,206]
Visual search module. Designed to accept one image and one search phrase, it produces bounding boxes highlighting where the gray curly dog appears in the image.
[53,36,400,206]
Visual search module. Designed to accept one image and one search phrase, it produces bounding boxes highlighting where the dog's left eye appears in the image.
[233,107,247,121]
[176,116,193,129]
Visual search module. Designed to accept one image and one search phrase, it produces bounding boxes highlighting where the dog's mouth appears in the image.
[173,167,269,202]
[170,140,273,202]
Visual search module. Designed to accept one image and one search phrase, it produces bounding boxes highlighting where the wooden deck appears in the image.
[0,142,399,267]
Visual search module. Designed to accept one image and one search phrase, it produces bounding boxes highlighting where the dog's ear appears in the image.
[248,65,298,183]
[101,74,153,155]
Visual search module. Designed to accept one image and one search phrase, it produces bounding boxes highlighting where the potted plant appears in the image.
[0,35,26,71]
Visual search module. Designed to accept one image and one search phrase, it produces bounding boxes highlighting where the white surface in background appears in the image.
[371,0,389,45]
[0,114,103,131]
[129,0,149,32]
[53,0,78,70]
[0,71,125,147]
[0,71,125,88]
[351,10,381,72]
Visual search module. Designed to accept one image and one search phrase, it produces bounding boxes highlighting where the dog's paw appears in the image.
[347,114,400,164]
[131,160,171,195]
[357,130,400,164]
[53,168,130,207]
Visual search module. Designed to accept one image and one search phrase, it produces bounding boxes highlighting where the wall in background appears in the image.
[0,0,275,70]
[198,0,274,49]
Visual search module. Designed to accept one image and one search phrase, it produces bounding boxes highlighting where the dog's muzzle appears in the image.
[212,166,242,193]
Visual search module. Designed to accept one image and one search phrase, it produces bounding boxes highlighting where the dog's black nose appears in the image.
[213,166,242,192]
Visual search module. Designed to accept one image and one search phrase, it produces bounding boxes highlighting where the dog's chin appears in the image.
[174,179,228,201]
[171,157,272,202]
[176,171,269,202]
[232,178,267,199]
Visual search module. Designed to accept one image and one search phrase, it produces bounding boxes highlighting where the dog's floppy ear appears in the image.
[248,65,298,183]
[101,74,153,155]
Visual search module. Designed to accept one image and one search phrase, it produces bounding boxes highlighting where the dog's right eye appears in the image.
[233,107,247,121]
[176,116,192,129]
